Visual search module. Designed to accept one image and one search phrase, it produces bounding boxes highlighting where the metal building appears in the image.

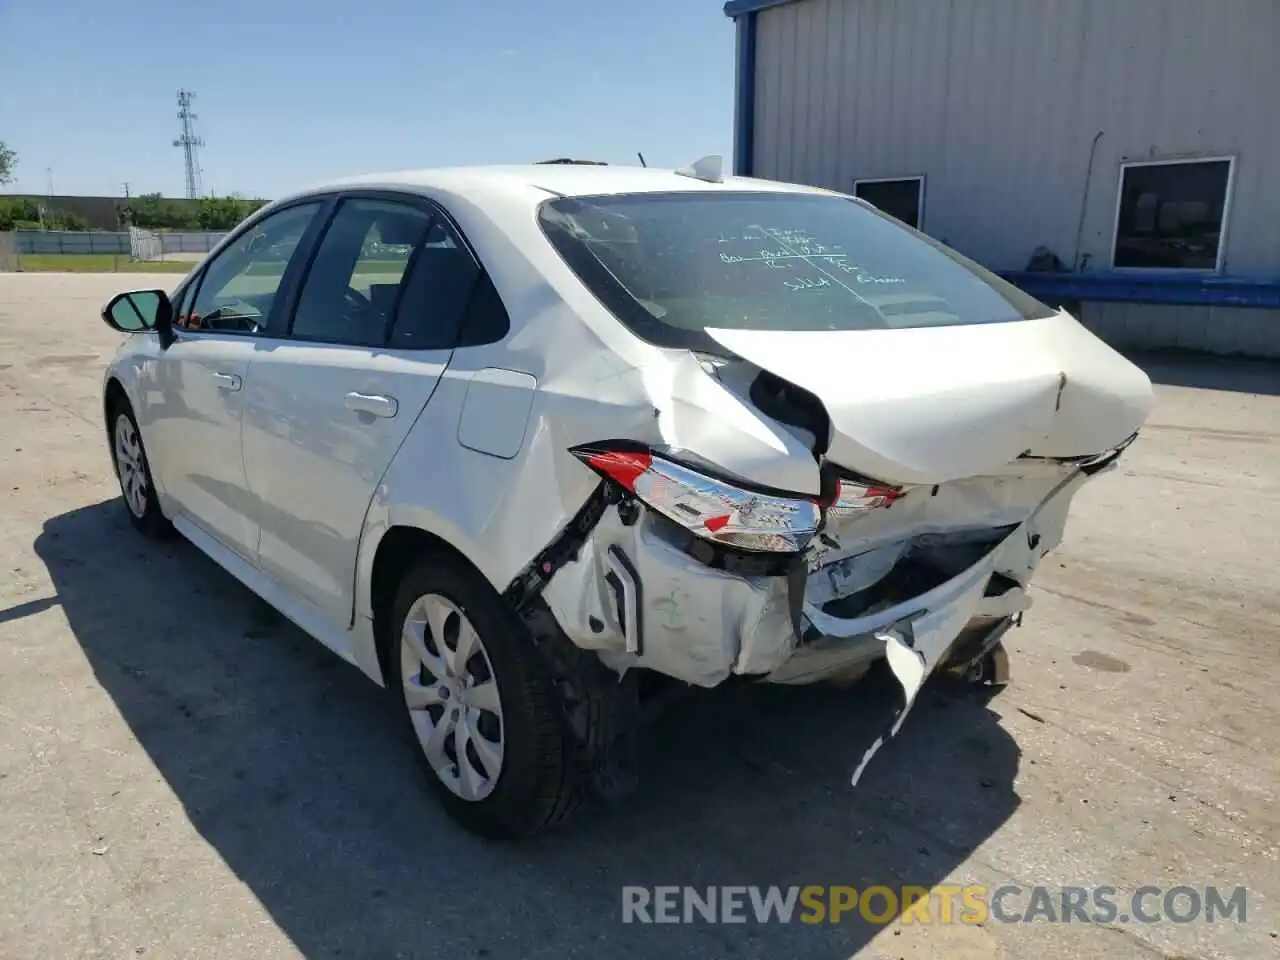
[725,0,1280,358]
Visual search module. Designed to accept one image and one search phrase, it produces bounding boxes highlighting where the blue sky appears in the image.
[0,0,735,198]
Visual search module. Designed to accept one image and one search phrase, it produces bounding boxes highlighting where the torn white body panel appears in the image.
[705,315,1152,485]
[542,457,1095,692]
[541,504,795,687]
[346,180,1149,716]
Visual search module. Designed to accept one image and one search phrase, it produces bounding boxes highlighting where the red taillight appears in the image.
[866,484,901,505]
[703,514,731,533]
[573,445,902,552]
[585,450,652,491]
[572,444,821,554]
[825,478,903,517]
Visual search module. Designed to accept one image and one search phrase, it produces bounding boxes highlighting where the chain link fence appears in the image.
[0,232,16,271]
[127,226,163,262]
[0,229,229,272]
[15,229,227,258]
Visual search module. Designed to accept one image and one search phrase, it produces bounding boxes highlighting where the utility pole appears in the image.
[122,182,130,199]
[174,89,205,200]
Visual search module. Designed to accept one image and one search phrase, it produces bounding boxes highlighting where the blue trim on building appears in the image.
[726,1,793,175]
[732,12,757,176]
[1001,272,1280,310]
[724,0,799,17]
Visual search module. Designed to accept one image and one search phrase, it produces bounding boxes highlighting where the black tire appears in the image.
[108,400,173,539]
[388,555,582,839]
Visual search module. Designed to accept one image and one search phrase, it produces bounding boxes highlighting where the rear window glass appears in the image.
[538,191,1055,350]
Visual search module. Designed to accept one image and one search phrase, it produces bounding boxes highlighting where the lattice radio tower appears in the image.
[174,90,205,199]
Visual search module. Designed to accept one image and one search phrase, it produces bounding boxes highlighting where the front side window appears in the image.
[539,191,1054,351]
[290,199,433,346]
[184,202,322,335]
[1113,158,1233,271]
[854,177,924,230]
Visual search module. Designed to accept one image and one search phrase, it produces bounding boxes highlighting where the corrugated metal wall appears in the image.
[751,0,1280,356]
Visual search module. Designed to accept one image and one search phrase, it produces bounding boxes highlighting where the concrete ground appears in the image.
[0,273,1276,960]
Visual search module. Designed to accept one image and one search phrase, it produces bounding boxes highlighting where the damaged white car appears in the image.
[99,160,1152,837]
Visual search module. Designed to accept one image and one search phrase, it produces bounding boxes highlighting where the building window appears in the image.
[854,177,924,230]
[1112,157,1234,271]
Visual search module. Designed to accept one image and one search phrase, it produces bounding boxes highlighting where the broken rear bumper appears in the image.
[530,467,1093,691]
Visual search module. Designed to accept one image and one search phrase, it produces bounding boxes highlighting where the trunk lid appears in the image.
[707,311,1153,484]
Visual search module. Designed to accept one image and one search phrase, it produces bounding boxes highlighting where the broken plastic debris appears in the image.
[850,628,928,786]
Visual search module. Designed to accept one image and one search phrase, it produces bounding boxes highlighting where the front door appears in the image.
[147,200,325,559]
[242,196,478,626]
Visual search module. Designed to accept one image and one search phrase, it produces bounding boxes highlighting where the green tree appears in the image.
[0,141,15,185]
[197,195,261,230]
[125,193,199,230]
[0,197,39,230]
[47,209,90,231]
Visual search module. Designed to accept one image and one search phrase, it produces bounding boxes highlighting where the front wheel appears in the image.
[389,557,582,839]
[109,402,172,538]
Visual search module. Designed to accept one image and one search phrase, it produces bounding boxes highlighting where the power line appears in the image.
[173,89,205,200]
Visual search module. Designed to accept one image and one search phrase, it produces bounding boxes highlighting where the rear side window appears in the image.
[389,220,482,350]
[291,198,432,347]
[538,191,1055,351]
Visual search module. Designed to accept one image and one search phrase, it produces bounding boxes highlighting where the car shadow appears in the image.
[1127,349,1280,397]
[36,500,1022,960]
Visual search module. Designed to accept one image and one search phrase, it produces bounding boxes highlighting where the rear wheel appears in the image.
[109,401,172,538]
[389,556,582,838]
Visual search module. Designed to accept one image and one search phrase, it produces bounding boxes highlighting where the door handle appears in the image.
[212,372,242,391]
[344,391,398,418]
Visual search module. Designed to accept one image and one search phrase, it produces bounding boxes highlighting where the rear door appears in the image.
[241,193,480,626]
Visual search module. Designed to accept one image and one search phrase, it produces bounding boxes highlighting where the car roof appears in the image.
[282,164,841,206]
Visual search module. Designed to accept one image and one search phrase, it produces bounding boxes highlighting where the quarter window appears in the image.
[1113,158,1233,271]
[388,219,482,350]
[291,199,433,347]
[185,202,322,335]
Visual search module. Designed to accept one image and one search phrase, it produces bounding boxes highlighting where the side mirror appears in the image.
[102,289,175,348]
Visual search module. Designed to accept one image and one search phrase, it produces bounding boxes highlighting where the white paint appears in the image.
[101,159,1151,794]
[143,333,259,561]
[706,311,1152,484]
[456,368,538,459]
[172,514,361,668]
[239,340,451,627]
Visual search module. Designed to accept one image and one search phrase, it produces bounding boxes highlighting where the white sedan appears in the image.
[100,159,1152,837]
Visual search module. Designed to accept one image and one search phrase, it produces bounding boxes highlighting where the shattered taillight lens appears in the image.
[573,447,822,554]
[823,478,903,519]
